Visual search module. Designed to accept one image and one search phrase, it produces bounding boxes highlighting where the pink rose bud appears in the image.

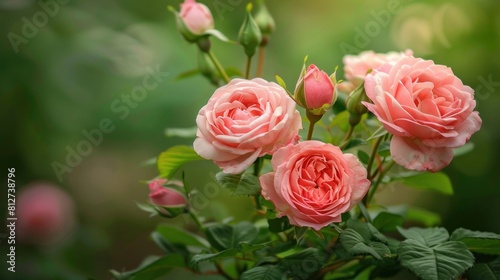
[148,179,187,208]
[295,64,336,115]
[180,0,214,35]
[17,182,76,245]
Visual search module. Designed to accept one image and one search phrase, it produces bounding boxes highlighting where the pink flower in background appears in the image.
[259,141,370,231]
[338,50,413,93]
[194,78,302,174]
[180,0,214,35]
[363,57,482,172]
[148,179,186,207]
[17,183,75,245]
[294,64,336,115]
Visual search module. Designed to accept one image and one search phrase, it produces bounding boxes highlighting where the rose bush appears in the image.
[194,78,302,174]
[338,49,413,93]
[259,140,370,231]
[363,56,482,172]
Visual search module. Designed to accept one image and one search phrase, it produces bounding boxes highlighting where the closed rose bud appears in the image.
[254,0,275,36]
[169,0,214,43]
[149,179,186,206]
[345,81,370,126]
[238,3,262,58]
[295,64,336,115]
[180,0,214,35]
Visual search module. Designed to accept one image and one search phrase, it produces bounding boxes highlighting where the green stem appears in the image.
[253,157,264,210]
[256,46,265,77]
[306,110,322,140]
[188,208,203,230]
[245,56,252,79]
[208,50,230,83]
[215,261,235,280]
[364,160,395,206]
[366,136,384,178]
[339,125,355,149]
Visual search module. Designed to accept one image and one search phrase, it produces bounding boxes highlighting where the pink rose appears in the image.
[148,179,186,207]
[338,50,413,93]
[194,78,302,174]
[180,0,214,35]
[294,64,336,115]
[363,57,482,172]
[17,182,75,245]
[259,141,370,231]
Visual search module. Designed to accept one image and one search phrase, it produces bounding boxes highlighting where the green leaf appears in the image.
[453,142,475,157]
[136,202,158,217]
[140,157,156,166]
[467,257,500,280]
[240,241,273,254]
[398,239,474,280]
[157,146,202,179]
[155,224,210,248]
[164,127,198,138]
[353,266,376,280]
[377,142,391,157]
[394,172,453,195]
[205,222,258,251]
[267,216,291,233]
[373,212,404,233]
[190,248,239,267]
[397,227,449,247]
[241,265,285,280]
[344,138,366,150]
[340,228,389,260]
[274,74,292,97]
[357,150,370,165]
[280,248,324,277]
[450,228,500,255]
[406,207,441,227]
[215,172,261,196]
[110,254,184,280]
[366,126,388,141]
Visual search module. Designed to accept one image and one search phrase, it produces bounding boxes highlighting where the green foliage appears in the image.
[110,254,184,280]
[215,172,262,196]
[157,145,202,179]
[205,222,258,251]
[373,212,404,233]
[450,228,500,255]
[394,172,453,195]
[467,257,500,280]
[241,265,285,280]
[397,227,474,280]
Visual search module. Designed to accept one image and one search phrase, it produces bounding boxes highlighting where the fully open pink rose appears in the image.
[338,50,413,93]
[194,78,302,174]
[363,57,482,172]
[180,0,214,35]
[260,141,370,231]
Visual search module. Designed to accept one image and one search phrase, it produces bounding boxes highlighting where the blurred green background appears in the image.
[1,0,499,279]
